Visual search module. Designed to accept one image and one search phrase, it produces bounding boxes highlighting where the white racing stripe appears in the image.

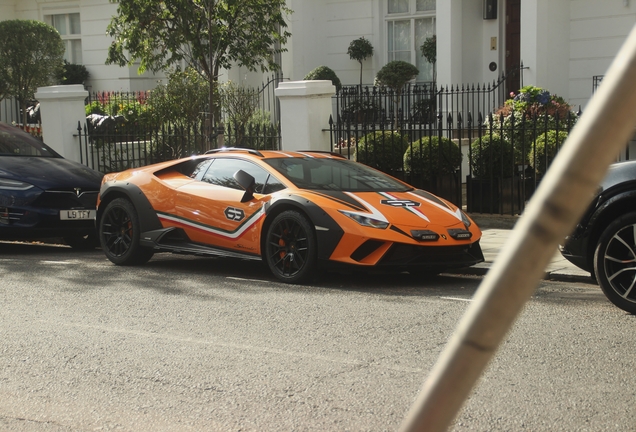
[343,192,389,223]
[408,191,463,222]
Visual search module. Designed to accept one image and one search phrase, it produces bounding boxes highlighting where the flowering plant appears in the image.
[486,85,578,163]
[499,86,572,119]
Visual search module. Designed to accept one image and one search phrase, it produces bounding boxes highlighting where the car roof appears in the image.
[205,147,347,160]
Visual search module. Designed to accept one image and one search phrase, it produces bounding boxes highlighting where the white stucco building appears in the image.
[0,0,163,92]
[0,0,634,109]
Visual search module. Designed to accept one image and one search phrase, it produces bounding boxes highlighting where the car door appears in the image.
[174,157,283,254]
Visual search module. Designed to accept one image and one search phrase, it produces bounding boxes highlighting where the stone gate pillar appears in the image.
[275,80,336,152]
[34,85,88,163]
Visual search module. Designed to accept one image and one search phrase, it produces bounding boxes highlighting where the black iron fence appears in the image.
[76,75,284,173]
[72,73,589,216]
[329,82,580,215]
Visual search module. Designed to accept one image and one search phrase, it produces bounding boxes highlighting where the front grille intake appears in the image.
[34,190,99,210]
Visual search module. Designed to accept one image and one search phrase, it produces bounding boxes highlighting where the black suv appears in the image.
[561,160,636,313]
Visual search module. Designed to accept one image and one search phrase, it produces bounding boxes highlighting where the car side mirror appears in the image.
[234,169,256,202]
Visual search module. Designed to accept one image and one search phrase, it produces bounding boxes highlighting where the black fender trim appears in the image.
[266,195,344,261]
[98,181,163,234]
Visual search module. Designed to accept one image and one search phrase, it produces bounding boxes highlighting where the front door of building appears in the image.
[505,0,521,97]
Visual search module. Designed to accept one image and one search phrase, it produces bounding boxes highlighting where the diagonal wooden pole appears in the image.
[400,24,636,432]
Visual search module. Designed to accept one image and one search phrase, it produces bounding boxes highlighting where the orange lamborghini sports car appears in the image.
[96,148,484,283]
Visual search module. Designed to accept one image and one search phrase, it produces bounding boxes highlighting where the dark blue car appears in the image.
[0,122,103,248]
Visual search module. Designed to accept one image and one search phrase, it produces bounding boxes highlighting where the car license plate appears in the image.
[60,210,96,220]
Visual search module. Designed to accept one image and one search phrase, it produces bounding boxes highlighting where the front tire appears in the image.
[594,212,636,314]
[99,198,154,265]
[265,210,317,284]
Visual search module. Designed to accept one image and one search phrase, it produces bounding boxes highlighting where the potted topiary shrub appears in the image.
[403,136,461,197]
[347,37,374,92]
[374,60,419,130]
[529,130,569,178]
[354,130,408,175]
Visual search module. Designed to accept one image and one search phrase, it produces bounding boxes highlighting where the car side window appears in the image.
[190,159,214,180]
[200,158,284,194]
[262,175,286,194]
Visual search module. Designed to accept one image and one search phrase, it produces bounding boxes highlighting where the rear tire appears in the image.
[265,210,317,284]
[594,212,636,314]
[99,198,154,265]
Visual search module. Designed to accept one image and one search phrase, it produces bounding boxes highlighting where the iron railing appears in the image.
[329,82,581,215]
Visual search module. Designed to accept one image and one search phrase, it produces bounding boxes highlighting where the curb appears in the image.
[451,264,595,285]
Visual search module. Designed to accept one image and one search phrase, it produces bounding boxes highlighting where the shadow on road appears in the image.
[0,241,609,308]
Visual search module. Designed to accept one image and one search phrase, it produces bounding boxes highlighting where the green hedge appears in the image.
[530,130,569,176]
[469,134,517,179]
[404,136,461,178]
[354,131,408,172]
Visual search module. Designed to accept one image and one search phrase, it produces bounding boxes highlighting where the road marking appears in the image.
[41,260,73,265]
[440,296,473,302]
[226,276,270,283]
[41,320,424,374]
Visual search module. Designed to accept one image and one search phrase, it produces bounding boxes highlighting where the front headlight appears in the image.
[0,178,35,191]
[460,210,472,228]
[340,210,389,229]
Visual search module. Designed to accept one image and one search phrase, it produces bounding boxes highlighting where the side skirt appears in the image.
[140,227,262,261]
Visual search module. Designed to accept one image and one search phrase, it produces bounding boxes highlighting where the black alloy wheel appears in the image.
[99,198,154,265]
[265,210,317,284]
[594,211,636,314]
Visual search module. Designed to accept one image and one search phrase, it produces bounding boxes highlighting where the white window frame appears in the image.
[386,0,436,83]
[43,8,83,65]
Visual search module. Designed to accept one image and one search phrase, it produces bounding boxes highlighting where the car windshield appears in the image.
[265,157,412,192]
[0,124,58,157]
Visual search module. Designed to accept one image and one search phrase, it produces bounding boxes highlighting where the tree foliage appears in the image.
[0,20,64,125]
[57,60,90,85]
[149,67,210,127]
[218,81,258,130]
[106,0,291,83]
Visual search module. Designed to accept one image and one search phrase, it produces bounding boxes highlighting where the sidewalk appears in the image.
[461,215,594,284]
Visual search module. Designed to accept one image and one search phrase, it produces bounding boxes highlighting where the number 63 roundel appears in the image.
[224,206,245,222]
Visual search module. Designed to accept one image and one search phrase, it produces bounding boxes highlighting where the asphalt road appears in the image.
[0,241,634,431]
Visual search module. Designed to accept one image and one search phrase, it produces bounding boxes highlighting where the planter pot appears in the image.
[466,176,536,214]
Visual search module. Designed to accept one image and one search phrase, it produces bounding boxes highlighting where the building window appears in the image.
[45,13,82,64]
[387,0,436,82]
